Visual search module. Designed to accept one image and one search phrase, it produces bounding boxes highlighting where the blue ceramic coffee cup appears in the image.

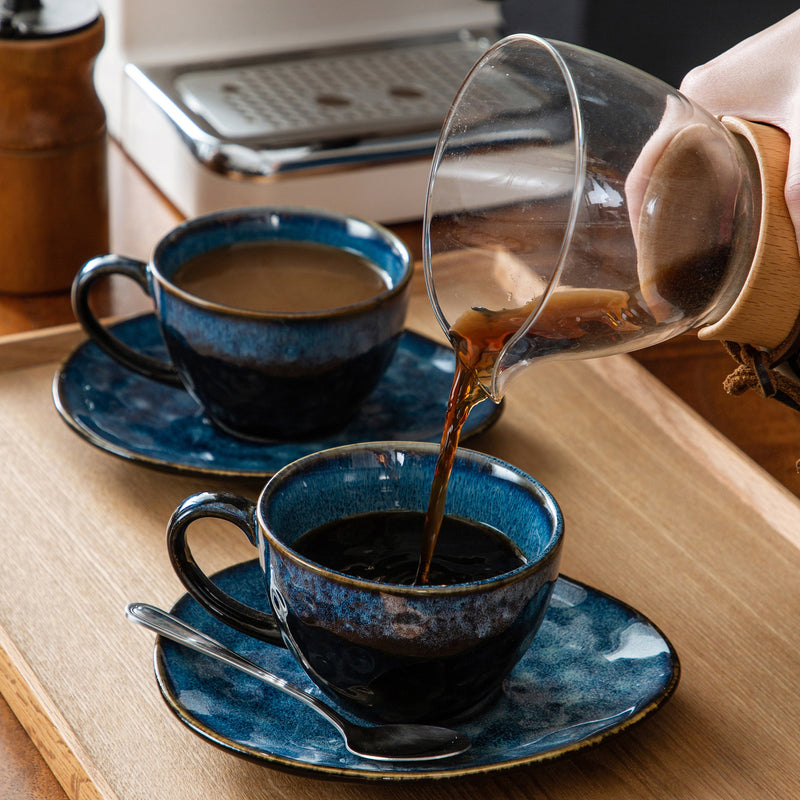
[71,207,412,441]
[166,441,564,724]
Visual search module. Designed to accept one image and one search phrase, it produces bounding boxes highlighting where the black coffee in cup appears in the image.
[167,443,563,723]
[292,510,527,586]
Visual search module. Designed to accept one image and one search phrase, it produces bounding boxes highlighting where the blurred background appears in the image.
[501,0,798,86]
[82,0,800,224]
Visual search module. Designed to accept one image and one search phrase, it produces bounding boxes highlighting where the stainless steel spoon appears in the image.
[126,602,471,762]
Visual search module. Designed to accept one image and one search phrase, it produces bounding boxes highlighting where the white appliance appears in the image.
[95,0,502,222]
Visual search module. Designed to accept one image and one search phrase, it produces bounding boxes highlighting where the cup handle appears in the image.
[166,491,285,646]
[71,254,182,386]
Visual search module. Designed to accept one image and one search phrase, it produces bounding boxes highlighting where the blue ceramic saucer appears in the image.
[53,314,503,477]
[153,559,680,780]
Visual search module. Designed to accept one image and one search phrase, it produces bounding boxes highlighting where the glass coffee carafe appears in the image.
[424,34,800,402]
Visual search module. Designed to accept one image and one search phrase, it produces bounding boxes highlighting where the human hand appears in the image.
[679,10,800,247]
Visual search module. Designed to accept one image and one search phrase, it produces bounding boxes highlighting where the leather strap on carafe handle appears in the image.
[698,116,800,350]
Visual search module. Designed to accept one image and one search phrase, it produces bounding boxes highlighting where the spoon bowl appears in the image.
[126,602,471,762]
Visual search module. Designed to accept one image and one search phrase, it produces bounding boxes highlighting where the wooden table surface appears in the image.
[1,141,799,800]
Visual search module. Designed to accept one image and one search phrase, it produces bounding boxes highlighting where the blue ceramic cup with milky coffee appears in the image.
[166,441,564,724]
[71,207,412,441]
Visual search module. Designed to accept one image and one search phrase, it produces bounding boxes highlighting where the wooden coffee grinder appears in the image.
[0,0,108,294]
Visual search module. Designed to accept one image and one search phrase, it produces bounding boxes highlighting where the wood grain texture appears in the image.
[1,264,799,800]
[0,19,108,294]
[0,323,90,372]
[0,141,177,339]
[631,333,800,497]
[699,118,800,348]
[0,693,68,800]
[2,139,800,800]
[0,630,114,800]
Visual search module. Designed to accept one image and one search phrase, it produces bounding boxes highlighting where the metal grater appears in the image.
[173,35,493,144]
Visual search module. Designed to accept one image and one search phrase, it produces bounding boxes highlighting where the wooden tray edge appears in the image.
[0,625,120,800]
[588,354,800,551]
[0,323,87,373]
[0,313,147,373]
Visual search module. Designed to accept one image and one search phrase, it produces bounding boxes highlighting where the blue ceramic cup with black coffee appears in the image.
[71,207,412,441]
[166,441,564,724]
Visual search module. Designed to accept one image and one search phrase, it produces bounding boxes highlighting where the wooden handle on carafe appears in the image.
[697,116,800,350]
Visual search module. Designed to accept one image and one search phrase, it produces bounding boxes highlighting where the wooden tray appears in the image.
[2,275,800,800]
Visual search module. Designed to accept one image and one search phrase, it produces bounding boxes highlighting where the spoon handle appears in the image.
[125,602,350,735]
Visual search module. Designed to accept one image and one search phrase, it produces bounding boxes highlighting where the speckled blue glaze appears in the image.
[166,443,563,724]
[262,444,562,723]
[154,559,680,780]
[53,315,503,477]
[74,207,412,440]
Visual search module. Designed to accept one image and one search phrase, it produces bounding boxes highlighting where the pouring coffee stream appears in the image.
[415,283,643,583]
[416,35,800,582]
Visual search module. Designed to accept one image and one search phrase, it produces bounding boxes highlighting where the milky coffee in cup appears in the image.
[72,207,412,441]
